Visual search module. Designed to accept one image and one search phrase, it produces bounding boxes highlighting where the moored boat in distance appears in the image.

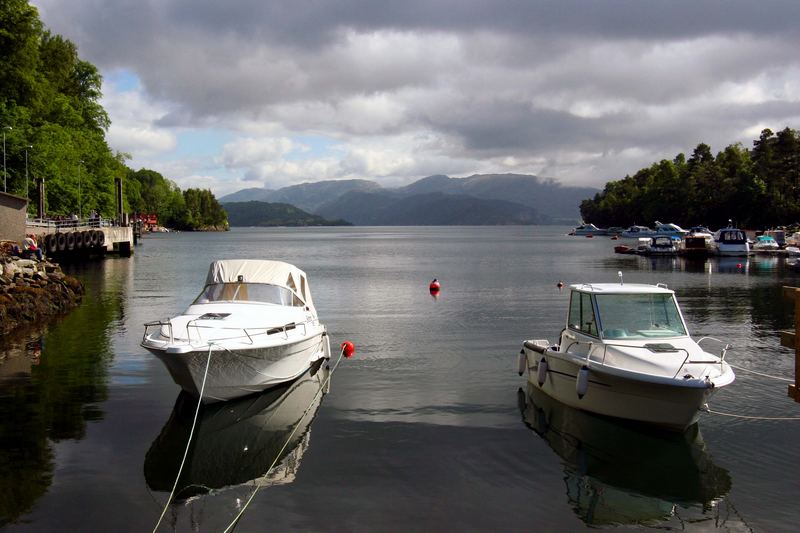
[752,235,780,253]
[638,235,679,256]
[571,223,608,236]
[141,259,331,402]
[680,226,714,258]
[519,281,735,431]
[713,227,751,256]
[620,225,656,238]
[653,221,689,237]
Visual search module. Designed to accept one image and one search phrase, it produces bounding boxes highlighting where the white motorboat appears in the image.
[638,235,678,256]
[713,227,751,256]
[653,221,689,237]
[620,225,656,238]
[519,281,735,431]
[752,235,780,252]
[571,223,608,236]
[680,226,714,258]
[142,259,331,402]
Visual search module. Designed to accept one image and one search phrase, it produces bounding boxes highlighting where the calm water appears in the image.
[2,226,800,531]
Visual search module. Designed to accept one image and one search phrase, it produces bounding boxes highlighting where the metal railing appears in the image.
[563,339,725,380]
[143,318,313,349]
[26,217,111,230]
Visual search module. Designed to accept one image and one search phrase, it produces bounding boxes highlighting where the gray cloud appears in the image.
[33,0,800,189]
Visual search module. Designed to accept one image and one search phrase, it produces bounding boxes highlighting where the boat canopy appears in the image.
[204,260,313,308]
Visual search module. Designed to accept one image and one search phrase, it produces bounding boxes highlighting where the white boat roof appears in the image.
[205,259,314,307]
[570,283,674,295]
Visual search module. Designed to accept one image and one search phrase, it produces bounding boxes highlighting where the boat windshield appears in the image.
[193,283,304,306]
[594,293,686,339]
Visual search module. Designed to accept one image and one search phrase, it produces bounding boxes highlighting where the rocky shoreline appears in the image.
[0,255,84,337]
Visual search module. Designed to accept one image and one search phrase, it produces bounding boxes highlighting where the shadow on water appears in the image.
[0,259,129,526]
[144,360,329,504]
[518,382,732,528]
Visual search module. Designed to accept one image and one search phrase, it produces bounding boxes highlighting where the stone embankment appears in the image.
[0,255,84,336]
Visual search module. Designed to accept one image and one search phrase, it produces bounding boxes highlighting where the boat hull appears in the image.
[523,347,714,431]
[145,332,329,402]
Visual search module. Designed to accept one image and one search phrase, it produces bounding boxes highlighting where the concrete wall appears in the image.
[0,192,28,242]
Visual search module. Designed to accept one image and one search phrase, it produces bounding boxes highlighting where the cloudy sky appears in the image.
[32,0,800,196]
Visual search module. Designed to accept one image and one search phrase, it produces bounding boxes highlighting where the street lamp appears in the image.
[78,159,84,219]
[2,126,11,193]
[25,145,32,198]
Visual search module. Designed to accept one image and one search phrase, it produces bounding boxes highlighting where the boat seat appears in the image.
[603,328,628,338]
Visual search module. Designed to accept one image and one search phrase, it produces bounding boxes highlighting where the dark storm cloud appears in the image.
[32,0,800,187]
[165,0,800,45]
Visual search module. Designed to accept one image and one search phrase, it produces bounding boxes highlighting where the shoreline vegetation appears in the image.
[580,127,800,230]
[1,1,229,233]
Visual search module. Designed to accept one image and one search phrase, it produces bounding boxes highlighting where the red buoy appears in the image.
[429,278,441,292]
[557,280,564,289]
[341,341,355,358]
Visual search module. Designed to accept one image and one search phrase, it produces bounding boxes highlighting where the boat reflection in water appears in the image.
[145,360,329,500]
[518,383,732,527]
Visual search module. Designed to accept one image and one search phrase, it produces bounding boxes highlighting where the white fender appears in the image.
[537,357,548,387]
[518,350,526,376]
[577,365,589,399]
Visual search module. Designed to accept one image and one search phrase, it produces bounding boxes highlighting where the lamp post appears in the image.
[25,145,32,198]
[78,159,84,219]
[2,126,11,193]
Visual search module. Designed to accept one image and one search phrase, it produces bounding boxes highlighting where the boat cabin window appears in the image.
[594,293,687,339]
[719,230,746,244]
[568,291,598,337]
[194,283,304,306]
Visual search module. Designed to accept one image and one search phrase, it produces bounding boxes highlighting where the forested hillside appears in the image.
[580,128,800,229]
[224,201,351,227]
[0,0,226,230]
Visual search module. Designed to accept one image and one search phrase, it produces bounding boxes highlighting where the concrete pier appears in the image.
[25,223,134,258]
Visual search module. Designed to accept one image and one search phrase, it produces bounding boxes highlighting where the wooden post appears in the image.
[781,286,800,402]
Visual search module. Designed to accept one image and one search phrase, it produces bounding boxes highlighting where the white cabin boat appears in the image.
[752,235,780,252]
[519,282,734,431]
[621,225,656,238]
[638,235,678,256]
[653,221,689,237]
[713,228,751,256]
[142,259,331,402]
[572,223,608,236]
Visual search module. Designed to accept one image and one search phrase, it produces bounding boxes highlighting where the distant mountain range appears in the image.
[218,174,597,225]
[223,201,352,227]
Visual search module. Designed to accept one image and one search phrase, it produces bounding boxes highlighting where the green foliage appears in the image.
[580,128,800,229]
[125,169,228,230]
[1,1,223,229]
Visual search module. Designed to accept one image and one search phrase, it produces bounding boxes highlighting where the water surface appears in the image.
[1,226,799,531]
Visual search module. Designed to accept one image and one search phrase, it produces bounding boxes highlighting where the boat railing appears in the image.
[145,318,313,348]
[183,320,309,347]
[143,320,175,344]
[563,340,719,379]
[696,337,730,372]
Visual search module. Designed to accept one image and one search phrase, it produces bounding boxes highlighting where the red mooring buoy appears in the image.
[429,279,441,292]
[341,341,355,358]
[557,280,564,289]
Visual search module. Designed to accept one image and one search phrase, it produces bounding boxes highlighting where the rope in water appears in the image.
[153,343,216,533]
[701,406,800,421]
[222,344,346,533]
[727,362,794,383]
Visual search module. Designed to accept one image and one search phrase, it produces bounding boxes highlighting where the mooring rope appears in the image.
[727,362,794,383]
[222,344,347,533]
[153,343,216,533]
[701,405,800,421]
